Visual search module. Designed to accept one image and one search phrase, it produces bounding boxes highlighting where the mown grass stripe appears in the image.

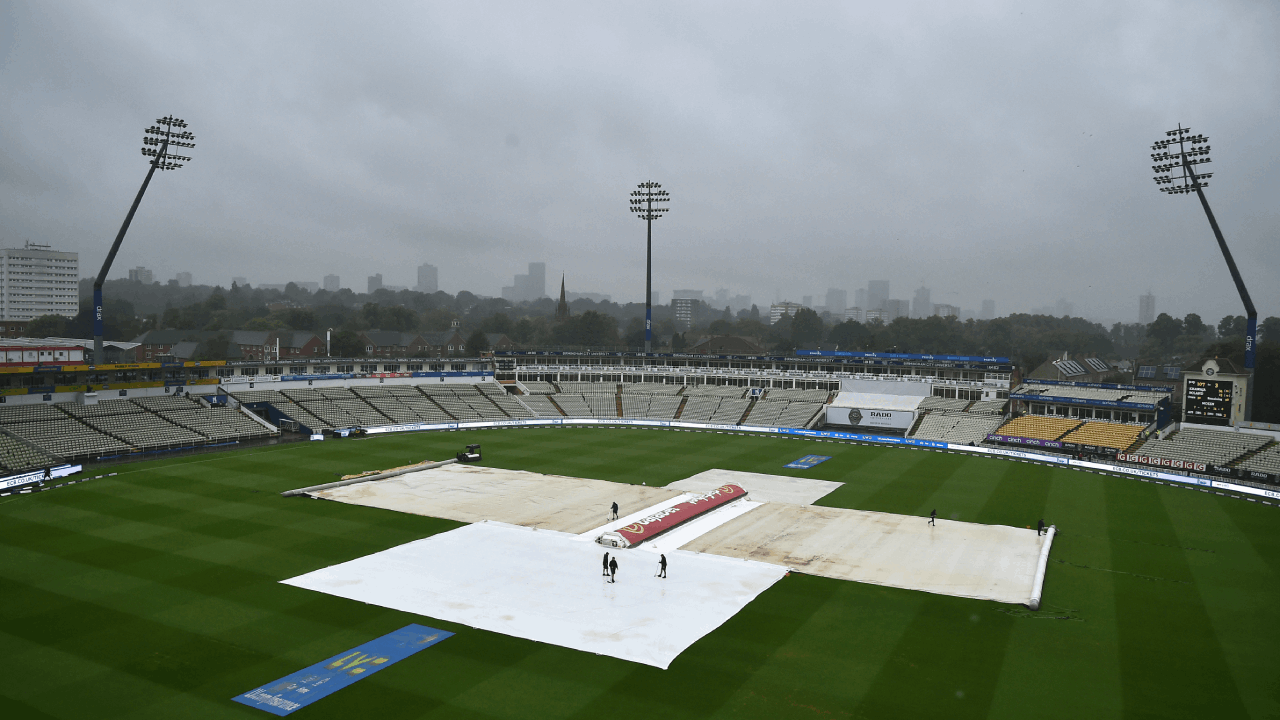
[1104,480,1250,718]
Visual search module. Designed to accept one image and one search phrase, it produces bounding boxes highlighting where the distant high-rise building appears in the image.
[650,290,661,306]
[368,274,383,293]
[501,262,547,302]
[801,295,814,309]
[825,289,847,317]
[323,274,340,292]
[128,266,154,284]
[912,286,932,319]
[883,298,909,321]
[1055,298,1075,317]
[844,307,863,323]
[672,297,698,331]
[933,303,961,318]
[417,263,439,294]
[175,271,192,287]
[769,301,804,324]
[854,288,867,312]
[1139,292,1156,324]
[714,288,730,306]
[0,242,79,320]
[981,299,995,320]
[867,281,890,311]
[232,276,248,288]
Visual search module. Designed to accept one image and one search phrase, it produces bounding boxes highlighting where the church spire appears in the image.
[555,274,570,320]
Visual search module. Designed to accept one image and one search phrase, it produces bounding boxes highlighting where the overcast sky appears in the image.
[2,1,1277,325]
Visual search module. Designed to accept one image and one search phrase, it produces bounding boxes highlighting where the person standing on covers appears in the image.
[602,551,610,576]
[608,556,618,583]
[1037,519,1045,536]
[43,467,52,482]
[611,501,619,521]
[658,554,667,579]
[929,509,937,526]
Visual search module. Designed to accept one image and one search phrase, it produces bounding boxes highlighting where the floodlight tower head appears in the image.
[1150,124,1211,195]
[141,116,196,170]
[629,181,670,220]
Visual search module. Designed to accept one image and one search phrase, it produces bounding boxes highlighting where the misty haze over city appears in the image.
[1,1,1277,326]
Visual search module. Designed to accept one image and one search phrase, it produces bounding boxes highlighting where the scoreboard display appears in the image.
[1185,379,1233,425]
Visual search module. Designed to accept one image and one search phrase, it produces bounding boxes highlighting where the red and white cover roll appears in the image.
[597,483,748,549]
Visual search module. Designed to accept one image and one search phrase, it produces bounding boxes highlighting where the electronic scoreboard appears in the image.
[1184,378,1233,425]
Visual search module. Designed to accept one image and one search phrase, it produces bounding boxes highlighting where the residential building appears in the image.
[324,274,341,292]
[175,272,192,287]
[1139,292,1156,324]
[844,307,863,323]
[0,320,28,338]
[501,262,546,303]
[770,301,805,324]
[417,263,439,293]
[825,289,847,317]
[274,332,326,358]
[230,331,271,361]
[866,281,889,311]
[934,303,961,318]
[883,299,909,321]
[367,274,383,293]
[128,266,154,284]
[132,329,188,360]
[0,243,79,321]
[912,287,932,319]
[420,330,467,356]
[672,297,698,331]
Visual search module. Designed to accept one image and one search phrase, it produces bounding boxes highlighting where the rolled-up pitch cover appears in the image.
[597,483,747,549]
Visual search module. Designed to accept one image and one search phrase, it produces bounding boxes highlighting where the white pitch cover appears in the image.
[282,521,787,669]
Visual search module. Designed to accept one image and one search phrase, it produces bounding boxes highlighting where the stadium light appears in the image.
[629,181,670,353]
[93,116,196,364]
[1150,123,1257,421]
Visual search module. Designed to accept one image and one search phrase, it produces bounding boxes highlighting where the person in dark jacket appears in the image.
[658,554,667,579]
[929,509,937,526]
[602,551,610,576]
[1037,519,1046,536]
[611,501,619,520]
[608,556,618,583]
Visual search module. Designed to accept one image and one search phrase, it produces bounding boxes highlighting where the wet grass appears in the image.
[0,426,1275,718]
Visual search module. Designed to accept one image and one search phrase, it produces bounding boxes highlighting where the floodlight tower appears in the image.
[92,116,195,363]
[629,181,670,353]
[1150,124,1256,421]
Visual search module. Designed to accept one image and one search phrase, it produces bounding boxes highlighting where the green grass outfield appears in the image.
[1,426,1277,719]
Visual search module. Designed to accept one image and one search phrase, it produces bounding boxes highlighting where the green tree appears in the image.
[1183,313,1206,338]
[466,330,490,354]
[480,313,513,335]
[790,307,825,347]
[827,320,871,350]
[193,332,231,360]
[1261,316,1280,345]
[1219,315,1247,339]
[330,330,364,357]
[1148,313,1183,345]
[26,314,68,338]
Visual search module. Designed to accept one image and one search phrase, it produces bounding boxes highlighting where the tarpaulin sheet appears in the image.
[282,522,786,669]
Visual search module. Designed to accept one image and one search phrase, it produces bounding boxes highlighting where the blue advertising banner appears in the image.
[785,454,832,469]
[233,624,452,716]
